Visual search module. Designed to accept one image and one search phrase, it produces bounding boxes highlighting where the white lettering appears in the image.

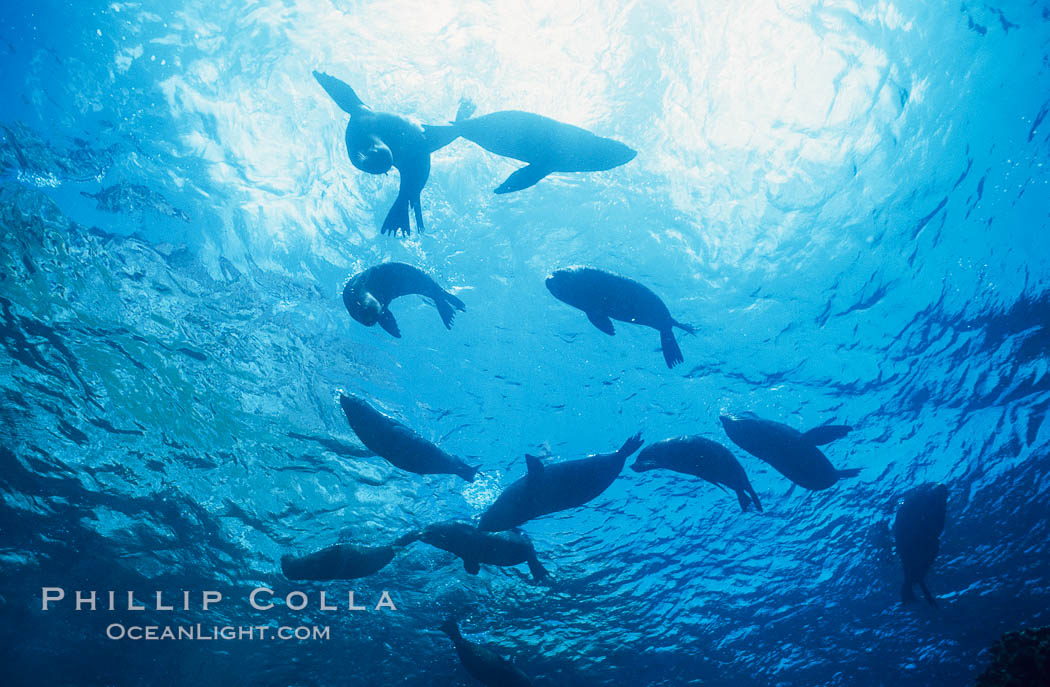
[41,587,65,610]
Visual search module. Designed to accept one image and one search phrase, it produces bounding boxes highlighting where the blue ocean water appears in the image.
[1,0,1049,685]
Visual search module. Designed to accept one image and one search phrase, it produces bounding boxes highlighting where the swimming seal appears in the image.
[631,435,763,512]
[339,394,478,482]
[439,619,533,687]
[313,70,435,236]
[719,413,859,491]
[280,532,416,581]
[343,262,465,338]
[425,101,636,193]
[417,520,548,580]
[479,433,644,531]
[546,266,695,368]
[893,483,948,606]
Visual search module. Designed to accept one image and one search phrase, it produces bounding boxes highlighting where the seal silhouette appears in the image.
[479,433,644,531]
[631,435,763,512]
[416,520,548,580]
[280,532,416,581]
[426,101,636,193]
[313,70,434,236]
[719,413,859,491]
[343,262,465,338]
[339,394,478,482]
[439,619,533,687]
[546,267,695,368]
[894,483,948,606]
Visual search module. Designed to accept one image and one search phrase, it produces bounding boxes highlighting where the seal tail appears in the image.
[434,290,466,329]
[836,467,862,480]
[659,327,684,368]
[312,71,364,114]
[526,554,549,581]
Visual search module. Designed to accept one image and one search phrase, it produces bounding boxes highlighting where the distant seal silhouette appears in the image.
[343,262,465,338]
[417,520,548,580]
[479,434,643,531]
[426,101,636,193]
[631,435,763,512]
[281,532,416,580]
[545,267,695,368]
[339,394,478,482]
[439,619,533,687]
[719,413,859,491]
[894,483,948,606]
[313,70,434,236]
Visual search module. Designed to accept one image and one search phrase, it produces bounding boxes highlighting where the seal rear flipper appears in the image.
[463,559,481,575]
[586,311,616,335]
[454,99,476,122]
[835,467,862,480]
[745,483,763,513]
[423,124,461,152]
[526,554,549,581]
[734,489,752,513]
[393,530,422,548]
[673,319,697,335]
[919,580,938,607]
[434,291,466,329]
[659,327,684,368]
[802,424,853,445]
[456,462,479,483]
[312,71,365,114]
[377,308,401,338]
[494,164,551,194]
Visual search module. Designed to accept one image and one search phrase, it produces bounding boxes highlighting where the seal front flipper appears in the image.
[382,198,412,237]
[586,311,616,335]
[835,467,862,480]
[312,71,365,114]
[494,164,551,194]
[659,327,684,368]
[378,308,401,338]
[802,424,852,445]
[463,559,481,575]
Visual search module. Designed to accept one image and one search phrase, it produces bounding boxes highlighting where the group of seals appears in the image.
[314,72,635,235]
[342,261,694,368]
[302,70,951,684]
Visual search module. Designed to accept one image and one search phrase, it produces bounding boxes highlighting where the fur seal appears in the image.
[479,433,644,531]
[416,520,548,580]
[280,532,416,581]
[343,262,465,338]
[719,413,859,491]
[893,483,948,606]
[80,183,189,222]
[426,101,636,193]
[545,266,695,368]
[631,435,763,512]
[439,619,533,687]
[339,394,478,482]
[313,70,434,236]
